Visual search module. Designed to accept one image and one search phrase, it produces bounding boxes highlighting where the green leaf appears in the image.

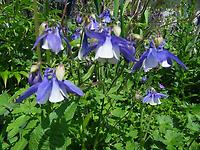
[7,115,30,139]
[11,138,28,150]
[29,125,44,150]
[1,70,10,88]
[114,143,123,150]
[111,108,126,118]
[82,112,92,130]
[64,102,77,122]
[114,0,119,18]
[82,64,95,82]
[20,71,28,78]
[107,83,121,95]
[125,141,139,150]
[13,72,21,84]
[0,92,10,106]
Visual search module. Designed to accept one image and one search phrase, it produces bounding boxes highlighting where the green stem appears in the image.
[139,105,145,148]
[33,0,41,62]
[46,50,51,64]
[93,64,105,149]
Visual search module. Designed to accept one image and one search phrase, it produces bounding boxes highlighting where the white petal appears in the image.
[49,78,64,103]
[95,37,113,59]
[161,60,171,67]
[60,44,64,50]
[78,49,83,60]
[42,39,50,49]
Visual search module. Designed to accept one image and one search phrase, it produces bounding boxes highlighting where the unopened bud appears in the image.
[39,22,48,35]
[132,34,143,40]
[56,64,65,80]
[113,25,121,36]
[30,65,39,73]
[154,37,164,47]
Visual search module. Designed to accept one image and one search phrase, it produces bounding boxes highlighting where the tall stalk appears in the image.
[33,0,41,62]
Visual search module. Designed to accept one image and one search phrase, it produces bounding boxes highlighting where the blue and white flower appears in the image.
[87,16,99,31]
[32,25,71,54]
[78,29,136,64]
[99,9,111,23]
[143,88,167,105]
[132,40,187,72]
[16,67,84,104]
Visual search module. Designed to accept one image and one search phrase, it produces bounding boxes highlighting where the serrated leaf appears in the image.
[126,141,139,150]
[7,115,30,139]
[11,138,28,150]
[29,125,44,150]
[64,102,77,122]
[114,143,123,150]
[82,64,95,82]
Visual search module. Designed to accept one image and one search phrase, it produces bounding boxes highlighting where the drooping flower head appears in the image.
[16,66,84,104]
[99,9,111,23]
[76,14,83,24]
[78,28,136,64]
[28,64,42,86]
[32,24,71,54]
[71,28,81,40]
[143,88,167,105]
[132,38,187,72]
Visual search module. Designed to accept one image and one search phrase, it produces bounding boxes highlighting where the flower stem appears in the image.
[93,64,105,149]
[33,0,41,62]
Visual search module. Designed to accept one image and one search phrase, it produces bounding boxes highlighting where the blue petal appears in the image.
[118,45,136,62]
[59,29,71,50]
[46,32,62,53]
[85,30,106,42]
[111,35,132,46]
[143,94,151,103]
[16,83,39,103]
[155,93,167,99]
[80,34,98,57]
[159,50,187,69]
[132,49,149,72]
[32,33,47,50]
[63,80,84,96]
[36,77,52,104]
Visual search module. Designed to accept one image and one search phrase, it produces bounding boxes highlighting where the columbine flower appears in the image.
[143,88,167,105]
[78,28,136,64]
[32,25,71,54]
[28,64,42,86]
[71,28,81,40]
[16,67,84,104]
[132,40,187,72]
[158,83,165,89]
[99,9,111,23]
[87,16,99,31]
[76,14,83,24]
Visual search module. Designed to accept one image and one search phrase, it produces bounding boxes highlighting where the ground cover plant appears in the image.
[0,0,200,149]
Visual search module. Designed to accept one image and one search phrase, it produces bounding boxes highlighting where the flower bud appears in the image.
[56,64,65,81]
[39,22,48,36]
[154,37,164,47]
[28,65,42,85]
[113,24,121,36]
[132,34,143,40]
